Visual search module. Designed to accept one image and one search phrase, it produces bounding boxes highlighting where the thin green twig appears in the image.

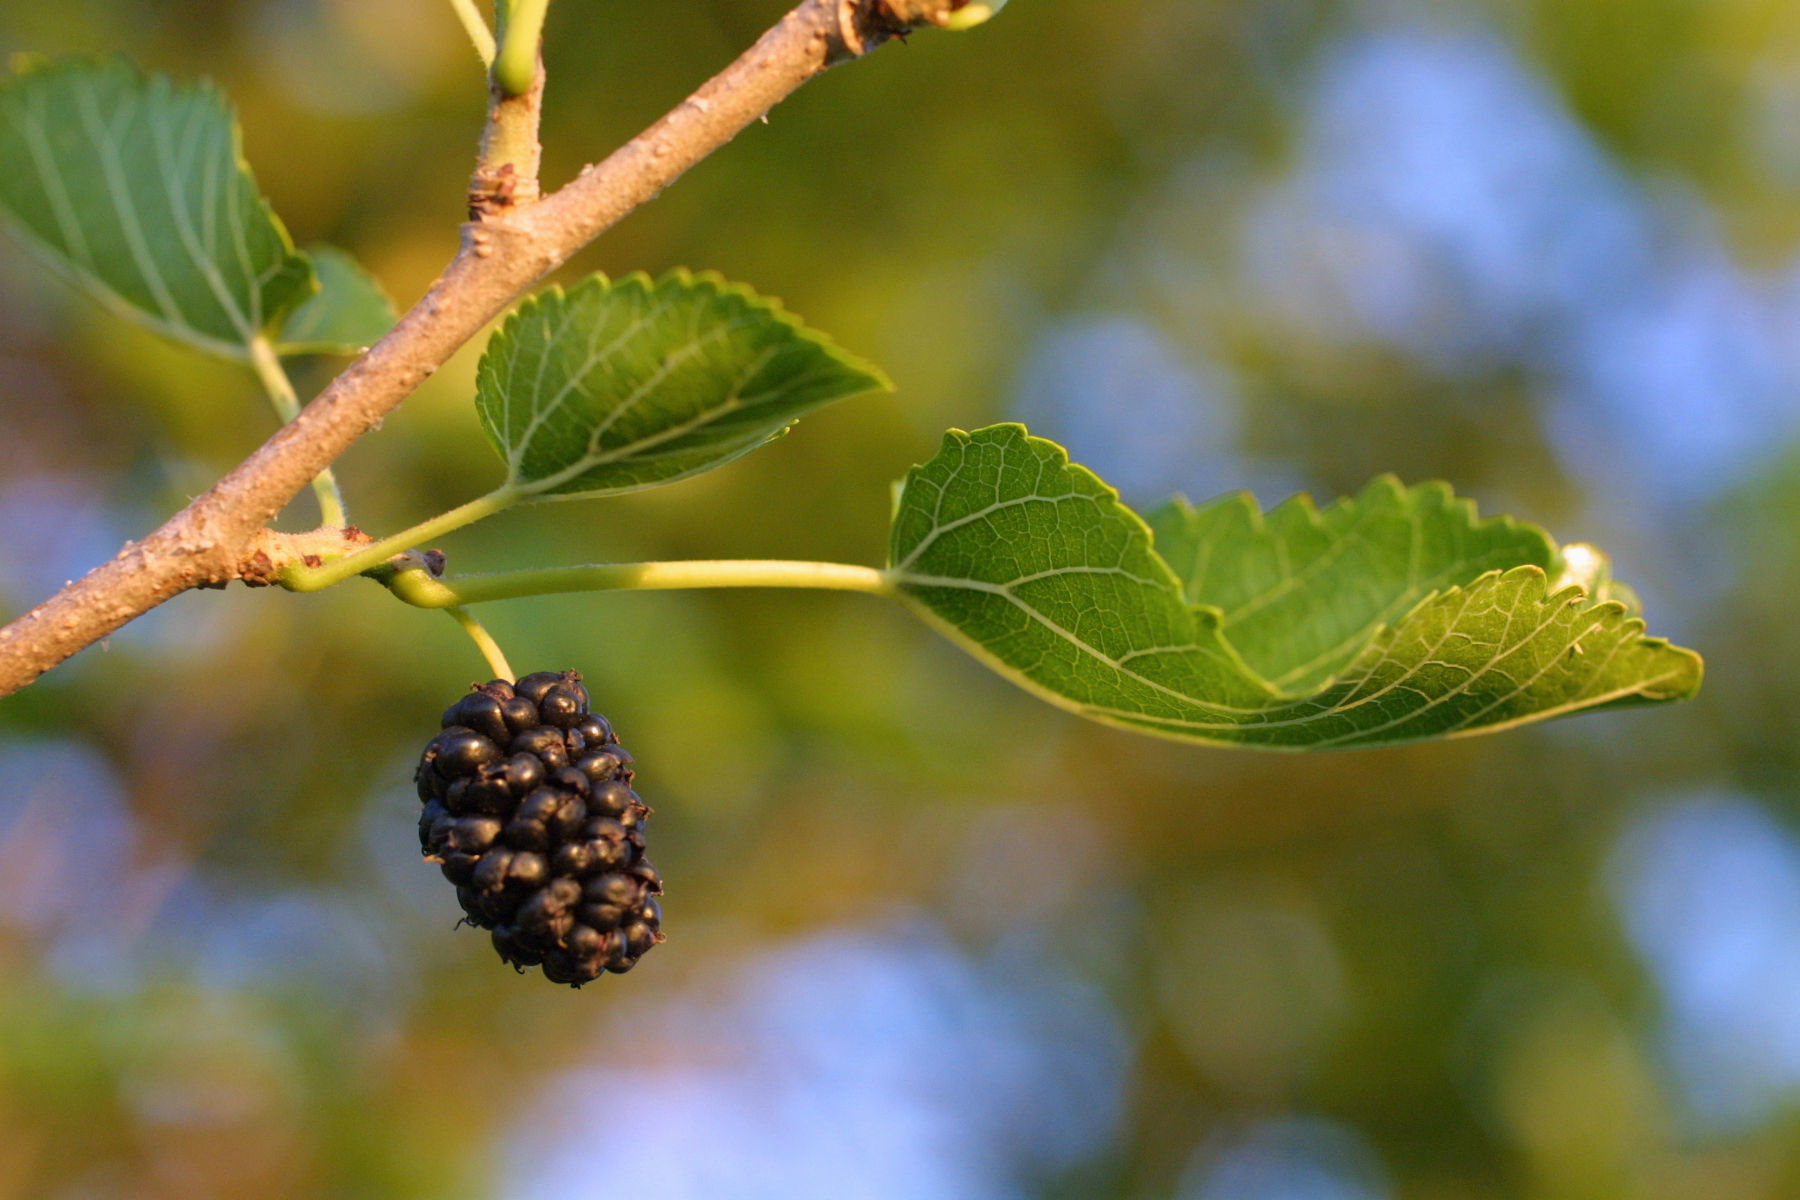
[446,606,514,678]
[448,0,498,67]
[248,336,347,528]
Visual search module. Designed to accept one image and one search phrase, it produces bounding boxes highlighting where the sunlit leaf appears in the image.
[475,270,891,500]
[889,424,1702,750]
[1146,478,1556,692]
[275,244,395,356]
[0,58,313,360]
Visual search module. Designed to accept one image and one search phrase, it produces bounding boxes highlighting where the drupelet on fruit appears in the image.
[414,670,663,986]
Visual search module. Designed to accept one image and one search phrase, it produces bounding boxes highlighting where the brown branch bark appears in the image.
[0,0,950,697]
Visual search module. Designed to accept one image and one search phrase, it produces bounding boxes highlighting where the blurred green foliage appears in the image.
[0,1,1796,1198]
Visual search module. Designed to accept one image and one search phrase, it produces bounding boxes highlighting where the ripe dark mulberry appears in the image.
[414,671,664,986]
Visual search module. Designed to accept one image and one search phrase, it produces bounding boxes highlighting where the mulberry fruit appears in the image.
[415,670,664,986]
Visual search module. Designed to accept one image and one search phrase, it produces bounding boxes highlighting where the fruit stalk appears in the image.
[446,606,515,679]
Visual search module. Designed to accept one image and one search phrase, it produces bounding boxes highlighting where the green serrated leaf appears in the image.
[0,58,314,360]
[275,244,396,356]
[889,424,1702,750]
[1146,479,1556,692]
[475,270,892,500]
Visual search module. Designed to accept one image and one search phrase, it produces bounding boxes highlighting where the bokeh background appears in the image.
[0,1,1797,1196]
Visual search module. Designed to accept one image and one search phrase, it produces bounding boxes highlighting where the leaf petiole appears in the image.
[279,486,525,593]
[248,335,347,528]
[384,559,897,608]
[447,0,498,67]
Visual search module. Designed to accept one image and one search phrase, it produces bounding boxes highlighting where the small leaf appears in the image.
[889,424,1702,750]
[275,244,396,356]
[475,270,891,499]
[0,58,314,360]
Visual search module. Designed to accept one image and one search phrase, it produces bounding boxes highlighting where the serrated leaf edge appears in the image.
[1306,566,1704,749]
[902,562,1701,752]
[890,423,1279,700]
[1153,476,1560,691]
[478,267,894,501]
[1156,473,1560,611]
[890,424,1703,750]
